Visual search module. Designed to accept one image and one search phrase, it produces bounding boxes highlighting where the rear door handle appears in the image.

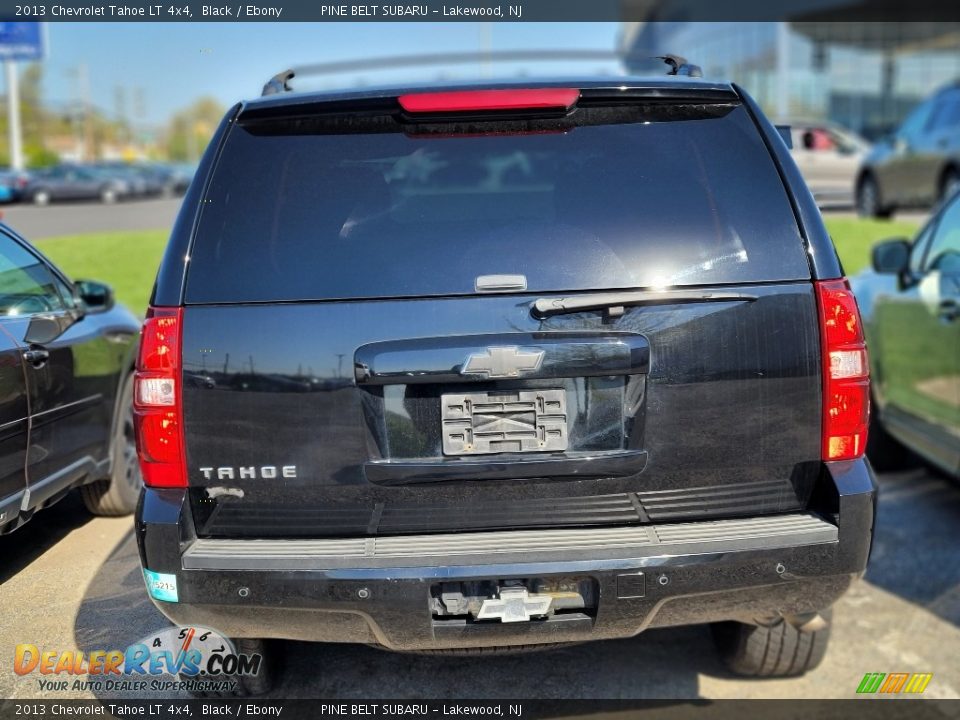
[23,347,49,367]
[354,333,650,385]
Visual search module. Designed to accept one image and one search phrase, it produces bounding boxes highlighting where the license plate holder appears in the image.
[441,389,568,456]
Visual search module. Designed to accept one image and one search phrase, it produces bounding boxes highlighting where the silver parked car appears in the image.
[787,120,871,209]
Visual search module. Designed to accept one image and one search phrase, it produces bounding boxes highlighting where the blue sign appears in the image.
[0,23,44,61]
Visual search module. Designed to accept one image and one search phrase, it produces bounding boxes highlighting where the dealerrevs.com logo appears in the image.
[14,626,261,693]
[856,672,934,695]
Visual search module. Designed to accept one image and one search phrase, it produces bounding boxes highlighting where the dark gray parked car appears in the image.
[857,84,960,218]
[25,165,131,205]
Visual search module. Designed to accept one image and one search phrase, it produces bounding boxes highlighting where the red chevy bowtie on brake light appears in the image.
[815,280,870,461]
[398,88,580,114]
[134,306,187,487]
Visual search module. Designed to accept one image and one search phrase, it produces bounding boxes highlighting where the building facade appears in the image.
[621,21,960,139]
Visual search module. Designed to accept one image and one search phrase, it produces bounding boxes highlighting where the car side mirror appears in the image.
[871,239,911,275]
[75,279,115,312]
[24,313,79,344]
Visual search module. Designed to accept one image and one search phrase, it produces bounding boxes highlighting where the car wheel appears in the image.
[81,374,142,516]
[940,168,960,204]
[100,186,118,204]
[711,609,832,677]
[181,639,277,697]
[857,175,892,219]
[32,189,51,206]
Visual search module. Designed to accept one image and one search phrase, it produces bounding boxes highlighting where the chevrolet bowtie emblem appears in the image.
[461,346,545,379]
[475,587,554,623]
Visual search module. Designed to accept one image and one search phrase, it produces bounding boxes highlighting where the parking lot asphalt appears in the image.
[0,197,932,243]
[0,198,182,240]
[1,465,958,701]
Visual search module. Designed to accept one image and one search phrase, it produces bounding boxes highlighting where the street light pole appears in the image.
[5,60,23,170]
[775,22,791,122]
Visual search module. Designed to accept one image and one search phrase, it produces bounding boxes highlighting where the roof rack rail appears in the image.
[259,50,621,96]
[262,69,295,97]
[259,51,702,98]
[655,55,703,78]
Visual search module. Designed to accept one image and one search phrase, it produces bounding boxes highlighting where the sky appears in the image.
[33,23,622,126]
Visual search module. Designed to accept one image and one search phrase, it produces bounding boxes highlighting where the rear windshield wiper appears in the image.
[531,289,758,319]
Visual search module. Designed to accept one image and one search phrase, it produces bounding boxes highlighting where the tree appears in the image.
[164,97,224,161]
[20,63,45,144]
[0,62,50,165]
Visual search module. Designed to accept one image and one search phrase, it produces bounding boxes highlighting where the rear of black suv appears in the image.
[135,78,876,683]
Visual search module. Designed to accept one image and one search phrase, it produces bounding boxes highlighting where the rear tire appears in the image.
[182,639,277,698]
[32,189,51,206]
[711,609,832,677]
[857,175,892,219]
[100,186,118,204]
[81,374,142,516]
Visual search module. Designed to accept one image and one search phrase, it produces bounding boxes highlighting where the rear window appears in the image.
[186,103,809,303]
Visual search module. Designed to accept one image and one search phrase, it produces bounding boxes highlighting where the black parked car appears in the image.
[163,163,197,195]
[25,165,131,205]
[94,162,195,199]
[141,163,195,197]
[135,76,876,693]
[851,191,960,477]
[0,225,142,533]
[857,84,960,218]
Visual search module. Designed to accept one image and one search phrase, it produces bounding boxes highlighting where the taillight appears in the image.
[134,306,186,487]
[398,88,580,114]
[815,280,870,461]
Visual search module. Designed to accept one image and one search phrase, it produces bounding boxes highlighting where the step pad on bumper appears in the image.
[183,513,837,571]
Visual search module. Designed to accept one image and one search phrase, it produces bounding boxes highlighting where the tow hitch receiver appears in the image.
[476,587,554,623]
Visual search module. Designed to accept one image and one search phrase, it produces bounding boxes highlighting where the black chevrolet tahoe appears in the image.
[134,75,877,692]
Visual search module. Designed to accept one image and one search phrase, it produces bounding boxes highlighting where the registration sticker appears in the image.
[143,569,179,603]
